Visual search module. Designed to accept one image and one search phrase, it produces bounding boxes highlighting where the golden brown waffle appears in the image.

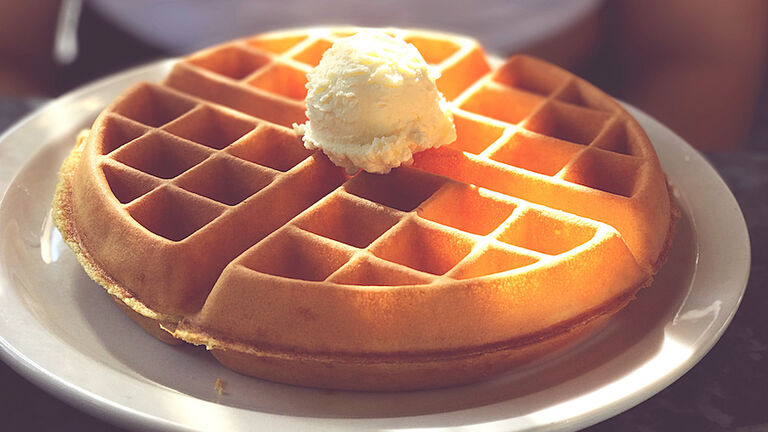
[53,27,677,391]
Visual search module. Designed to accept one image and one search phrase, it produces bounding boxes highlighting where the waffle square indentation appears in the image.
[446,112,506,155]
[523,101,612,145]
[418,183,515,235]
[591,119,646,157]
[99,116,148,155]
[174,156,275,206]
[246,63,308,100]
[560,149,641,197]
[343,168,446,212]
[246,34,308,54]
[127,187,223,241]
[241,228,352,281]
[450,245,539,279]
[294,193,401,248]
[497,209,596,255]
[327,255,434,286]
[403,35,459,64]
[370,218,475,275]
[187,45,270,80]
[489,129,583,176]
[435,45,491,101]
[162,106,256,150]
[226,125,312,172]
[112,84,196,128]
[459,83,545,125]
[101,162,159,204]
[292,39,333,67]
[554,80,620,113]
[112,132,212,179]
[493,56,569,96]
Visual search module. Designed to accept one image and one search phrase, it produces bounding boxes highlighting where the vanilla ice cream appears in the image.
[293,30,457,174]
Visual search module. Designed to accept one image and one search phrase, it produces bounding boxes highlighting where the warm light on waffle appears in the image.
[52,27,676,391]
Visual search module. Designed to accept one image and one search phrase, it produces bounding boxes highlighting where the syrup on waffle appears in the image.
[53,27,676,390]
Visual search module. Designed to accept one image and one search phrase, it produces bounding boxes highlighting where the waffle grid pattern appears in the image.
[91,28,657,290]
[443,56,650,200]
[98,91,322,241]
[239,169,608,285]
[162,28,490,129]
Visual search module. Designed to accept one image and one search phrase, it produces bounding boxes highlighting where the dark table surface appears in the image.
[0,97,766,431]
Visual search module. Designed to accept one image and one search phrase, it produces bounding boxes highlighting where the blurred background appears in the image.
[2,0,768,151]
[0,1,766,431]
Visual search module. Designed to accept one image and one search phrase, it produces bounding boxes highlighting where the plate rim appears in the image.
[0,59,751,432]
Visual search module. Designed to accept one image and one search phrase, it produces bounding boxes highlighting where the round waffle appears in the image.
[53,27,677,391]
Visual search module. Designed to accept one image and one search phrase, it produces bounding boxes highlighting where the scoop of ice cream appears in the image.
[293,30,457,174]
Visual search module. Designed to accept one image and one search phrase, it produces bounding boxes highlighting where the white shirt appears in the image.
[90,0,600,55]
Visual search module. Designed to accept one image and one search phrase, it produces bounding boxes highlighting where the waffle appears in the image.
[53,27,677,391]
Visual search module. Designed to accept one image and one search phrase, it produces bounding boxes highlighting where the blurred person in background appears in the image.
[0,0,766,151]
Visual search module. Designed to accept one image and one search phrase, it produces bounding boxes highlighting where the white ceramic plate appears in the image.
[0,60,750,432]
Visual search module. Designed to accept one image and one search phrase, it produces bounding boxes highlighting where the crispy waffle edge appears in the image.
[52,131,184,328]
